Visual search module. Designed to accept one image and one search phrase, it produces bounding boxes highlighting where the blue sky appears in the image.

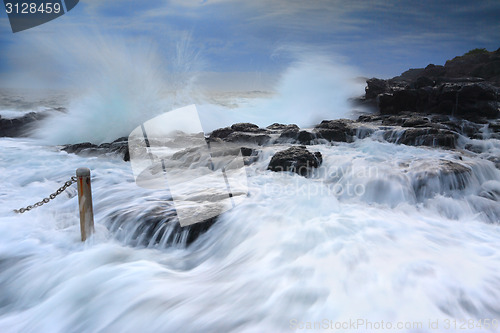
[1,0,499,89]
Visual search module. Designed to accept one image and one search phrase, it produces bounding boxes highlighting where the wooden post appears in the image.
[76,167,95,241]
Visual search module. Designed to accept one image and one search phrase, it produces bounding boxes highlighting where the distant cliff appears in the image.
[364,48,500,121]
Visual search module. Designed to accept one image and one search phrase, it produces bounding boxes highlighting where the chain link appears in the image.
[14,176,79,214]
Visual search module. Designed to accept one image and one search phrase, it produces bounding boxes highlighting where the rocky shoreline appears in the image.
[2,47,499,245]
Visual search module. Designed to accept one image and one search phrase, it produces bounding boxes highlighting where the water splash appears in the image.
[199,52,365,132]
[6,31,204,144]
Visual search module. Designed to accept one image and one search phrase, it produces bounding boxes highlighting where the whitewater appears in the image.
[1,54,500,332]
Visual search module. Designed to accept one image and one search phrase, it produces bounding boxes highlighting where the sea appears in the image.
[1,56,500,333]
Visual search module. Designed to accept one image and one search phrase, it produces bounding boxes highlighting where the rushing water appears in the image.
[1,48,500,331]
[1,124,500,332]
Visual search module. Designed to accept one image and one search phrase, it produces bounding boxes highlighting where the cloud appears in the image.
[1,0,499,80]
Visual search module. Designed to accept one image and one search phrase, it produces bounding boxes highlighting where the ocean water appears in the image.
[1,65,500,332]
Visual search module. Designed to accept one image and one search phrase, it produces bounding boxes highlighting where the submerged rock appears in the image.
[406,159,473,199]
[62,137,129,161]
[0,111,47,137]
[268,146,322,176]
[389,127,458,148]
[106,205,218,247]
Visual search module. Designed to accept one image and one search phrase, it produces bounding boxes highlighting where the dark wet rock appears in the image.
[0,112,47,137]
[431,114,450,123]
[277,126,299,139]
[489,121,500,132]
[364,48,500,119]
[379,90,419,114]
[382,115,406,126]
[268,146,322,176]
[365,78,389,99]
[357,114,382,122]
[240,147,256,156]
[407,159,473,199]
[384,127,458,148]
[402,116,430,127]
[464,143,484,154]
[377,82,500,118]
[443,119,483,139]
[352,125,376,139]
[401,128,458,148]
[209,123,270,145]
[487,156,500,170]
[443,49,500,85]
[314,119,355,142]
[230,122,264,132]
[240,147,259,165]
[62,142,98,154]
[277,128,316,145]
[297,130,317,144]
[224,132,271,145]
[266,123,299,131]
[413,76,435,89]
[209,127,234,140]
[106,205,218,247]
[110,137,130,161]
[62,138,129,161]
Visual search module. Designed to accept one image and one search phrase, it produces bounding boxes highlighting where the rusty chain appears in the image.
[14,176,78,214]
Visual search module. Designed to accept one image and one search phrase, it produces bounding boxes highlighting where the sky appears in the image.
[0,0,499,90]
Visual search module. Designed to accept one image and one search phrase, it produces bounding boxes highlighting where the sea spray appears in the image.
[5,31,204,144]
[2,137,500,332]
[198,52,365,132]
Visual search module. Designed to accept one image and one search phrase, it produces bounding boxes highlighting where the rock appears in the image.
[402,116,430,127]
[225,132,271,145]
[365,78,389,99]
[314,119,355,142]
[230,122,263,132]
[364,48,500,120]
[209,127,234,140]
[240,147,259,165]
[266,123,299,131]
[0,112,46,137]
[421,64,446,78]
[209,124,270,145]
[487,156,500,170]
[277,126,299,140]
[62,142,98,154]
[444,49,500,85]
[277,129,316,145]
[62,138,129,161]
[413,76,435,88]
[357,114,382,122]
[268,146,322,176]
[384,127,458,148]
[407,159,473,199]
[297,130,316,144]
[110,137,130,161]
[377,81,499,118]
[459,82,498,100]
[397,68,425,82]
[106,205,218,247]
[489,121,500,132]
[240,147,256,156]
